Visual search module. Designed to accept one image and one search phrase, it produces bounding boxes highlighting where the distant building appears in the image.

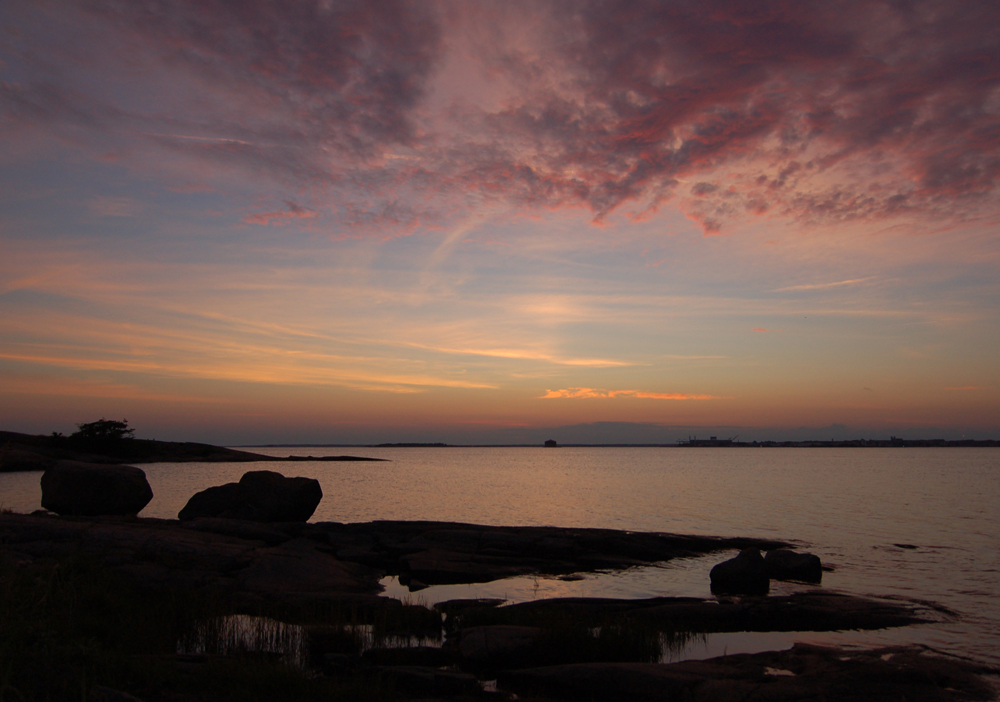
[544,439,558,448]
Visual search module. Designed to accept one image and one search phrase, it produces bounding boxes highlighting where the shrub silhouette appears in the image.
[72,418,135,441]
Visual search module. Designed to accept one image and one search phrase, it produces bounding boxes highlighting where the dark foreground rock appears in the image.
[710,547,769,595]
[766,548,823,582]
[458,625,543,668]
[0,513,936,650]
[0,512,383,609]
[0,513,794,609]
[315,520,791,585]
[500,643,998,702]
[40,461,153,516]
[178,470,323,522]
[443,592,930,656]
[3,512,992,702]
[364,666,480,697]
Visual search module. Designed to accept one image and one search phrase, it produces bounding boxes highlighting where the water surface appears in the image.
[2,447,997,665]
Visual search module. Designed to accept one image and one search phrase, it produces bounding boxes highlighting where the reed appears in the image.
[0,551,400,701]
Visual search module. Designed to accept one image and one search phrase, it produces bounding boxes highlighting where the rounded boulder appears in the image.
[40,461,153,516]
[710,547,770,595]
[178,470,322,522]
[764,549,823,583]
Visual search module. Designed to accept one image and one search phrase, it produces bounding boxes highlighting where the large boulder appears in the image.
[40,461,153,516]
[709,547,769,595]
[178,470,322,522]
[764,549,823,583]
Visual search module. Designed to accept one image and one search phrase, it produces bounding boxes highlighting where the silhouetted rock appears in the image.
[362,646,458,667]
[499,643,996,702]
[235,537,375,595]
[458,625,543,668]
[177,483,242,521]
[366,666,480,697]
[710,547,769,595]
[0,448,56,473]
[449,592,926,635]
[765,549,823,583]
[88,686,146,702]
[180,517,293,546]
[40,461,153,516]
[178,470,322,522]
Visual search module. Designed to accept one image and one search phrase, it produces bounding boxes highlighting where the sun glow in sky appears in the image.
[1,0,998,443]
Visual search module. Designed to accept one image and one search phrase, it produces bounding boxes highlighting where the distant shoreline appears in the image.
[241,439,1000,448]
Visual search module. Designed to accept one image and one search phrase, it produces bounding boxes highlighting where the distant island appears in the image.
[4,425,996,473]
[678,436,1000,448]
[0,429,386,473]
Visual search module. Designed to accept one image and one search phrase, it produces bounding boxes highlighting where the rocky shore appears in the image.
[2,510,995,701]
[2,461,995,701]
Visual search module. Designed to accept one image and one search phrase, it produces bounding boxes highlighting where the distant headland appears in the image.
[0,427,386,473]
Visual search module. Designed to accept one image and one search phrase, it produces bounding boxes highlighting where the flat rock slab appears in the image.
[0,512,383,604]
[500,643,998,702]
[309,519,792,584]
[448,591,930,634]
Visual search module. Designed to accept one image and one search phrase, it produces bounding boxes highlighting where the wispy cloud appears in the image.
[403,342,632,368]
[243,201,318,226]
[540,388,718,400]
[5,0,999,235]
[774,277,877,293]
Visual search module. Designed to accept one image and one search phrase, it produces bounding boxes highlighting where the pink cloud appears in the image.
[243,201,318,226]
[3,0,999,235]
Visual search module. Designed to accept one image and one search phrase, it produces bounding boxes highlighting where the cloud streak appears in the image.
[774,277,877,292]
[540,388,718,400]
[243,201,318,226]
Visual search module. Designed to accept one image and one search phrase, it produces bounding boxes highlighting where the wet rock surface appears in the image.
[40,461,154,516]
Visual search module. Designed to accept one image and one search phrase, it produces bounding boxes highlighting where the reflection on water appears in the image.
[178,615,443,669]
[380,556,829,605]
[178,614,308,668]
[173,610,948,671]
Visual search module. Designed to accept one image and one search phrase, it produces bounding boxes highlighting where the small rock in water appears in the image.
[710,548,769,595]
[764,549,823,583]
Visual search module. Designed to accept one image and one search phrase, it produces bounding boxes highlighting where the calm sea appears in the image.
[2,447,998,667]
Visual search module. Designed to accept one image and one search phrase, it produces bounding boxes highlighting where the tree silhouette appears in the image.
[72,418,135,441]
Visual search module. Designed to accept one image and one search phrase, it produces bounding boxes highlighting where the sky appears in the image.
[1,0,998,444]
